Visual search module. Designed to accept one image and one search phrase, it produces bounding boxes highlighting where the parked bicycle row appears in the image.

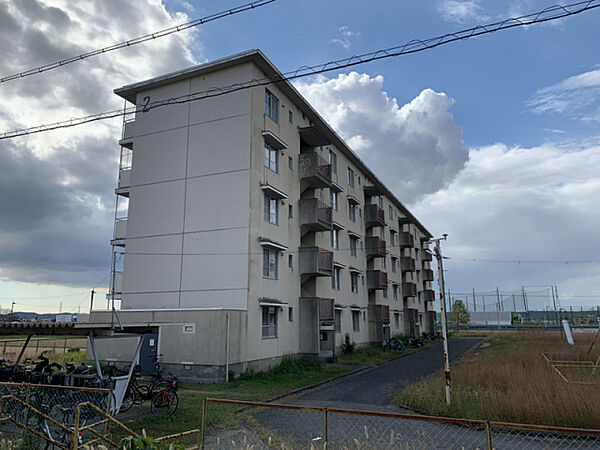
[383,332,440,352]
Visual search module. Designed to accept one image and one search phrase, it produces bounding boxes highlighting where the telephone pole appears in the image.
[10,301,15,322]
[90,289,96,312]
[472,288,476,312]
[431,234,451,406]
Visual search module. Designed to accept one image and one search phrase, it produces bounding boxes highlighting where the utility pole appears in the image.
[512,293,517,312]
[496,288,501,330]
[482,295,486,312]
[90,289,96,312]
[522,286,529,322]
[472,288,476,312]
[431,234,451,406]
[10,301,15,322]
[59,301,62,313]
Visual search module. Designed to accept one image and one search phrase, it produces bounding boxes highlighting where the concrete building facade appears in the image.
[90,50,436,381]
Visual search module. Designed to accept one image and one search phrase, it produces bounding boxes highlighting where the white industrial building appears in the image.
[90,50,436,381]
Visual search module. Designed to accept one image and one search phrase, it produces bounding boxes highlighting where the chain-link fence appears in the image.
[0,382,111,448]
[202,398,600,449]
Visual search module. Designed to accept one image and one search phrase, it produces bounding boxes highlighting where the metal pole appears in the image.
[522,286,528,322]
[472,288,476,312]
[225,313,230,383]
[201,398,207,450]
[111,251,116,329]
[482,295,486,312]
[512,294,516,312]
[90,289,95,313]
[496,289,501,331]
[432,235,450,406]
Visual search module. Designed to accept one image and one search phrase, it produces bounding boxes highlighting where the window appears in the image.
[382,257,386,269]
[332,267,340,290]
[392,258,397,273]
[352,311,360,332]
[334,310,341,333]
[264,144,278,172]
[262,306,277,338]
[264,193,278,224]
[263,248,278,279]
[265,89,278,123]
[383,287,388,299]
[378,196,383,208]
[288,254,293,269]
[329,150,337,173]
[331,229,339,249]
[349,237,357,257]
[288,205,293,218]
[390,231,395,248]
[289,110,293,123]
[393,284,398,300]
[288,307,293,322]
[358,176,361,185]
[331,191,338,211]
[380,227,385,239]
[351,273,359,293]
[389,205,393,219]
[395,312,400,328]
[349,202,356,222]
[288,156,293,170]
[348,167,355,187]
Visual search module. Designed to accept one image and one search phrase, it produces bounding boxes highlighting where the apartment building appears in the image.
[90,50,436,381]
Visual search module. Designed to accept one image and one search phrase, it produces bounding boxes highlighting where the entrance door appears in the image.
[139,333,158,376]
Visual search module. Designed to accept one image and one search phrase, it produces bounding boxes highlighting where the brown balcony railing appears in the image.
[423,251,433,261]
[319,298,335,322]
[317,156,332,180]
[299,198,332,231]
[400,257,416,272]
[318,249,333,272]
[317,201,332,225]
[367,270,388,290]
[402,282,417,297]
[423,269,434,281]
[399,232,414,248]
[381,304,390,323]
[299,153,332,188]
[299,247,333,277]
[424,289,435,302]
[364,204,385,228]
[365,236,386,258]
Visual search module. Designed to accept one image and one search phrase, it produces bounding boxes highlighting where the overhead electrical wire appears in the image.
[0,0,277,84]
[445,256,597,264]
[1,0,599,140]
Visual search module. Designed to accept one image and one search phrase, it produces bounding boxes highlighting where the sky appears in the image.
[0,0,599,314]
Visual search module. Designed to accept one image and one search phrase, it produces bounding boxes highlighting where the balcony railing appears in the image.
[400,256,416,272]
[299,198,332,232]
[399,232,414,248]
[365,236,386,258]
[109,270,123,295]
[299,153,332,188]
[299,247,333,277]
[423,289,435,302]
[402,282,417,298]
[119,120,135,149]
[370,304,390,323]
[423,269,434,282]
[116,168,131,196]
[364,204,385,228]
[423,250,433,261]
[319,298,335,322]
[367,270,388,290]
[114,218,127,241]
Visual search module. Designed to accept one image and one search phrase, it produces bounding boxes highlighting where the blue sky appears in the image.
[0,0,599,313]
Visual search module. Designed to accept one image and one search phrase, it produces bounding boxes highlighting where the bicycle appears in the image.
[120,363,168,411]
[150,374,178,417]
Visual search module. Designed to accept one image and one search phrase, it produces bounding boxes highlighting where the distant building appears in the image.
[55,313,77,323]
[91,50,436,381]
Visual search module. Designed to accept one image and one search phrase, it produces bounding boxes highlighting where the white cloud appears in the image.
[437,0,489,23]
[0,0,199,286]
[294,72,469,203]
[526,68,600,121]
[329,25,360,50]
[412,142,600,300]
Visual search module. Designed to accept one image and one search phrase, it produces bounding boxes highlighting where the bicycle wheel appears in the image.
[120,386,136,412]
[134,384,149,404]
[150,390,178,417]
[150,378,169,396]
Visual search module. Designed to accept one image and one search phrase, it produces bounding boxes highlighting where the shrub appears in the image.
[340,334,355,354]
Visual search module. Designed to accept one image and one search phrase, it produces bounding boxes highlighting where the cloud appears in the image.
[412,142,600,299]
[526,67,600,121]
[294,72,469,203]
[0,0,198,286]
[329,26,360,50]
[436,0,489,23]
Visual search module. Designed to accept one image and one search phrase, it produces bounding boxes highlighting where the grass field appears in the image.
[396,331,600,429]
[335,339,440,366]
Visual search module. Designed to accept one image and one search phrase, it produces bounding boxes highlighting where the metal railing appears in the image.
[317,249,333,272]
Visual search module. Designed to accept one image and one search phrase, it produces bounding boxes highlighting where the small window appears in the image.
[389,205,393,219]
[334,310,341,333]
[263,248,278,279]
[378,196,383,208]
[288,205,293,218]
[380,227,385,239]
[352,311,360,332]
[382,257,386,269]
[348,168,355,187]
[351,273,359,293]
[288,254,293,269]
[390,231,395,248]
[393,284,398,300]
[265,89,279,123]
[288,156,293,170]
[331,191,338,211]
[262,306,277,338]
[358,176,361,185]
[289,307,293,322]
[383,287,388,299]
[392,258,397,273]
[349,202,356,222]
[331,229,339,250]
[329,151,337,174]
[264,193,278,224]
[264,144,278,172]
[183,324,195,334]
[349,237,357,257]
[394,312,400,328]
[289,110,293,123]
[332,267,341,290]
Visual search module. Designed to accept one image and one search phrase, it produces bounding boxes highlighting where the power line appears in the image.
[446,256,597,264]
[0,0,277,84]
[2,0,598,140]
[68,272,111,314]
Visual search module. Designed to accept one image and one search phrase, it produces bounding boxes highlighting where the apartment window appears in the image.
[262,306,277,338]
[351,273,359,293]
[288,307,293,322]
[334,310,341,333]
[331,191,338,211]
[348,167,355,187]
[380,227,385,239]
[265,89,279,123]
[288,205,293,218]
[348,202,356,222]
[288,156,293,170]
[288,254,293,269]
[383,287,388,299]
[264,193,278,224]
[331,229,339,249]
[289,110,293,123]
[352,311,360,332]
[378,196,383,208]
[393,284,398,300]
[264,143,278,172]
[394,312,400,328]
[262,248,278,279]
[349,237,357,257]
[382,257,386,269]
[390,231,395,248]
[392,258,397,273]
[332,267,340,290]
[358,176,361,185]
[389,205,393,219]
[329,150,337,173]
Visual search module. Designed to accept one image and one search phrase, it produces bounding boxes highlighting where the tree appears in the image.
[449,299,470,330]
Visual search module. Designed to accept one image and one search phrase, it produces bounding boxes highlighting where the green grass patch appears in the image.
[335,339,439,366]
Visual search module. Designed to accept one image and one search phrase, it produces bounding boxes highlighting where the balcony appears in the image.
[109,271,123,297]
[365,236,386,258]
[367,270,388,290]
[400,256,415,272]
[299,153,332,189]
[426,300,435,311]
[423,269,434,282]
[371,304,390,323]
[364,204,385,228]
[402,282,417,298]
[399,232,414,249]
[116,168,131,197]
[423,289,435,302]
[119,120,135,149]
[111,218,127,247]
[319,298,335,322]
[299,198,332,232]
[423,251,433,262]
[299,247,333,277]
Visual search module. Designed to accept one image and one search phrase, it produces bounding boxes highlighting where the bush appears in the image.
[237,356,323,381]
[340,334,355,354]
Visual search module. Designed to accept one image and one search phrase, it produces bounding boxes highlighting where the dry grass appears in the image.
[396,331,600,429]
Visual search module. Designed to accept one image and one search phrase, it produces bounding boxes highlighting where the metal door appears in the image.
[139,333,158,376]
